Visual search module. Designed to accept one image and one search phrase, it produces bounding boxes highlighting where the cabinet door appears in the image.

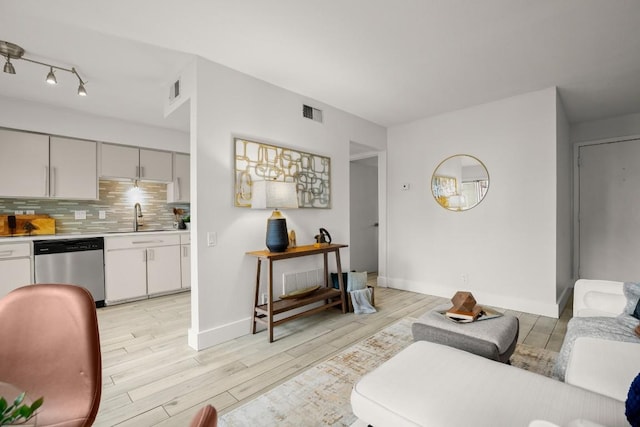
[100,143,139,180]
[180,244,191,289]
[146,245,181,294]
[0,129,49,198]
[0,258,31,299]
[50,137,98,199]
[105,248,147,303]
[139,149,172,182]
[167,153,190,203]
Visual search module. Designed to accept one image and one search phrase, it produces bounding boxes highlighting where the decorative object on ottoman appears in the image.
[446,291,482,322]
[412,304,519,363]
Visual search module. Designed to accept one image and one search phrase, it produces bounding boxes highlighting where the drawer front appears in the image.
[180,233,190,245]
[0,242,31,258]
[105,234,180,250]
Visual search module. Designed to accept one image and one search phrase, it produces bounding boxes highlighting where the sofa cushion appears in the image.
[623,282,640,317]
[584,291,628,315]
[352,341,626,427]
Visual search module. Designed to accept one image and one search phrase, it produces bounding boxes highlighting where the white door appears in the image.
[578,138,640,281]
[350,157,379,273]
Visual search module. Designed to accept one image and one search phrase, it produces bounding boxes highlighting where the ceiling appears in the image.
[2,1,640,133]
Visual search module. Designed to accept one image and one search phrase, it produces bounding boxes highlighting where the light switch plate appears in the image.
[75,210,87,220]
[26,210,35,215]
[207,232,217,247]
[99,210,106,219]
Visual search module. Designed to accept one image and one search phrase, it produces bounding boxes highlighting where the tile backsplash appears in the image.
[0,180,190,234]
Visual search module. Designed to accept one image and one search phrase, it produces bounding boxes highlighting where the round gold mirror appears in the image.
[432,155,489,211]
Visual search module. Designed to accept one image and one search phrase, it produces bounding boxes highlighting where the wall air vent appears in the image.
[303,104,323,123]
[169,78,181,103]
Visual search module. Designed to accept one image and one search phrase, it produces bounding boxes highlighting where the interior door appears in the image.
[350,157,379,273]
[578,138,640,281]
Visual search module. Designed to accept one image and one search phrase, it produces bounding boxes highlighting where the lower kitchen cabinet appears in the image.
[104,234,181,304]
[180,233,190,289]
[0,242,32,299]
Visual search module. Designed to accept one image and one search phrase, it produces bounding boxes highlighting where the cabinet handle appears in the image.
[44,165,49,197]
[147,248,154,261]
[0,250,13,257]
[142,250,147,262]
[140,166,145,178]
[135,165,140,179]
[51,167,56,197]
[132,240,163,245]
[182,246,188,257]
[176,177,181,201]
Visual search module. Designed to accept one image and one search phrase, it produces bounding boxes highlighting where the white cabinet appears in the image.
[0,129,49,198]
[0,242,32,299]
[49,137,98,200]
[100,143,173,182]
[167,153,190,203]
[0,130,98,200]
[104,234,181,304]
[180,233,191,289]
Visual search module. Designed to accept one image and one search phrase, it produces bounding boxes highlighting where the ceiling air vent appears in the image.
[169,78,181,103]
[303,104,323,123]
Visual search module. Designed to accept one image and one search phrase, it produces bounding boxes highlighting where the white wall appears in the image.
[188,58,386,349]
[386,87,563,316]
[556,92,573,307]
[571,112,640,143]
[0,95,189,152]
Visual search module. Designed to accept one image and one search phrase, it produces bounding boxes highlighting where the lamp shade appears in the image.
[251,181,298,209]
[252,181,298,252]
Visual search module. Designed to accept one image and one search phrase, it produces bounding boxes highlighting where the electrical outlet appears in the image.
[261,293,269,305]
[461,273,469,284]
[99,210,106,219]
[26,210,35,215]
[75,210,86,220]
[14,210,23,215]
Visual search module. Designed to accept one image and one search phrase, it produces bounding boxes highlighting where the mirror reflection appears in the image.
[432,155,489,211]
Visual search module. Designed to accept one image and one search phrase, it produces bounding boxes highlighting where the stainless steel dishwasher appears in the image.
[33,237,106,307]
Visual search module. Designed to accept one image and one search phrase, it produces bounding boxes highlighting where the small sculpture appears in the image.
[288,230,297,248]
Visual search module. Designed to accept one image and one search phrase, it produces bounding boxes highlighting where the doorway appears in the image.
[577,137,640,281]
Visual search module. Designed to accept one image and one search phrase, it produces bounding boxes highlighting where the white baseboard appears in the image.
[385,277,561,318]
[188,316,250,350]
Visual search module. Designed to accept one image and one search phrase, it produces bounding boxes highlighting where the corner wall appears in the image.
[188,58,386,349]
[386,87,562,316]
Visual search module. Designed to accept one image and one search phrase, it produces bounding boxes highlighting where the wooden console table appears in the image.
[246,243,348,342]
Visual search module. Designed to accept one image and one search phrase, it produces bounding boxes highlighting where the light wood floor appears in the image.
[94,282,572,426]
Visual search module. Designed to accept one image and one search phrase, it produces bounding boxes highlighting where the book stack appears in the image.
[445,291,482,322]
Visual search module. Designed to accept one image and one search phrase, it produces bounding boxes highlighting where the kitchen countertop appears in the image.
[0,229,189,243]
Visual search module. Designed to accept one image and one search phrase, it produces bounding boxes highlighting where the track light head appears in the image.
[46,67,57,84]
[3,58,15,74]
[78,81,87,96]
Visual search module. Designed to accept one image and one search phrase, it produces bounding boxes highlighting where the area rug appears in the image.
[219,318,559,427]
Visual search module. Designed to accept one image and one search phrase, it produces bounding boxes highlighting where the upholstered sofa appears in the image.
[350,279,640,426]
[553,279,640,402]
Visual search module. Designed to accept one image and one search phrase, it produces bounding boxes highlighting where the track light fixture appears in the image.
[0,40,88,97]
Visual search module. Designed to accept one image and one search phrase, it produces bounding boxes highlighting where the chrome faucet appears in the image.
[134,203,143,231]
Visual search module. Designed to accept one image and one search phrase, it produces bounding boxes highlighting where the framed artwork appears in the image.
[234,137,331,208]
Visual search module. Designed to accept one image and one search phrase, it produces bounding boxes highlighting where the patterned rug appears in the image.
[219,318,559,427]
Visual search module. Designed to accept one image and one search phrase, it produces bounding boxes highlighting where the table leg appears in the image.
[268,258,274,343]
[334,249,347,313]
[252,258,262,334]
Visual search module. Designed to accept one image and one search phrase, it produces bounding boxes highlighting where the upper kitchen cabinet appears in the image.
[167,153,190,203]
[49,137,98,200]
[100,143,173,182]
[0,129,49,198]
